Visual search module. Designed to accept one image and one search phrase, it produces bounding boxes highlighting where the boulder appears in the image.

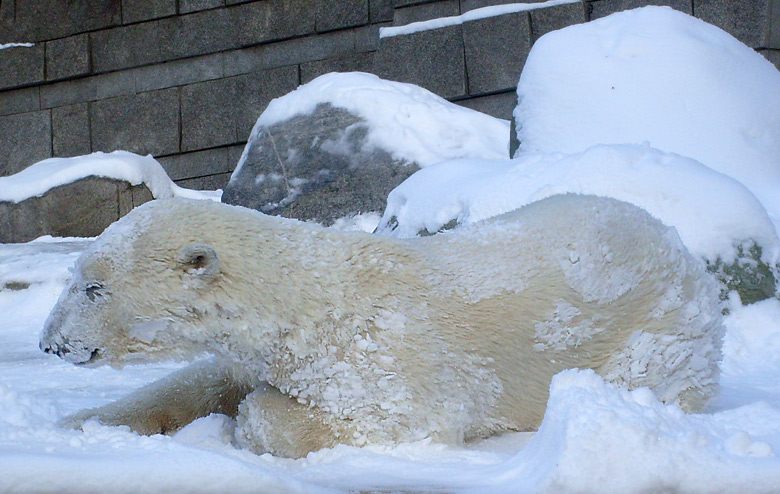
[221,103,419,225]
[0,177,152,243]
[221,72,510,225]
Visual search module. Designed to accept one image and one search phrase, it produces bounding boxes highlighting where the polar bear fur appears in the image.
[40,194,723,458]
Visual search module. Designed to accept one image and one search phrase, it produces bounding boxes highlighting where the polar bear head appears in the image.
[39,200,228,366]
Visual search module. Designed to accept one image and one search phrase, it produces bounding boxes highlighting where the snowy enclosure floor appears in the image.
[1,238,780,493]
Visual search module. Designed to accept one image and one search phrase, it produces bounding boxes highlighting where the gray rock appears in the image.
[705,243,778,305]
[222,103,419,225]
[0,177,152,243]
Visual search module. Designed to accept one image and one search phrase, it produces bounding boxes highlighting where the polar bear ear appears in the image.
[176,243,220,281]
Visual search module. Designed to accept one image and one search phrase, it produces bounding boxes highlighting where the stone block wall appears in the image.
[1,0,777,192]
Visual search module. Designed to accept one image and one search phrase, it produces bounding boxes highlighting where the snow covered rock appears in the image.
[0,177,151,243]
[376,145,780,303]
[0,151,220,243]
[221,72,509,225]
[511,6,780,230]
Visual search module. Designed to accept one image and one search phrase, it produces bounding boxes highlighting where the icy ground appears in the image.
[0,237,780,493]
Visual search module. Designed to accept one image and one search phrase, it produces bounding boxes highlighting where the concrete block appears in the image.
[375,24,467,99]
[393,0,460,25]
[0,87,40,117]
[0,44,44,90]
[131,184,155,207]
[0,0,120,43]
[355,24,384,52]
[46,34,90,81]
[0,111,52,177]
[224,30,356,76]
[227,144,245,173]
[461,0,540,12]
[588,0,691,20]
[234,65,300,140]
[40,70,137,109]
[395,0,434,7]
[180,0,225,14]
[90,88,180,156]
[761,48,780,69]
[159,8,235,61]
[134,52,224,93]
[464,11,531,96]
[181,78,237,152]
[693,0,768,47]
[370,0,396,23]
[531,2,586,42]
[316,0,369,32]
[158,147,232,181]
[122,0,177,23]
[455,90,517,121]
[233,0,316,46]
[52,104,91,158]
[260,30,357,69]
[175,172,233,191]
[91,22,164,72]
[300,52,376,84]
[769,0,780,48]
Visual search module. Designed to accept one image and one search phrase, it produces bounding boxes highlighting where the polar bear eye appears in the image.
[85,282,105,302]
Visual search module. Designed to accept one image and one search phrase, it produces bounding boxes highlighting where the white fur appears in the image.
[40,194,724,457]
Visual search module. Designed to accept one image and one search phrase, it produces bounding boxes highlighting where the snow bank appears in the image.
[239,72,509,177]
[514,6,780,225]
[0,151,221,203]
[379,0,579,38]
[491,369,780,493]
[378,144,780,265]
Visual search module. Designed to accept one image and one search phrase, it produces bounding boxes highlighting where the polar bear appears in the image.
[40,194,723,458]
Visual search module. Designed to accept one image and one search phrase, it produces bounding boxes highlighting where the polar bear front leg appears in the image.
[236,384,347,458]
[60,358,258,435]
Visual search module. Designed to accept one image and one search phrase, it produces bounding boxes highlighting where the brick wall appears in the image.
[1,0,777,190]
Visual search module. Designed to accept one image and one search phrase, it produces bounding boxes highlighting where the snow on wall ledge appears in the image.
[0,151,221,204]
[379,0,580,38]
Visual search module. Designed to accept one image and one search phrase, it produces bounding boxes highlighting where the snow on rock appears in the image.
[377,144,780,270]
[0,151,221,204]
[245,72,509,174]
[513,6,780,226]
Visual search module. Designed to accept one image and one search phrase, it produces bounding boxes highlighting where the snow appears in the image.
[0,43,35,50]
[0,241,779,492]
[237,72,509,177]
[0,151,222,203]
[377,144,780,266]
[1,5,780,493]
[514,6,780,228]
[379,0,580,38]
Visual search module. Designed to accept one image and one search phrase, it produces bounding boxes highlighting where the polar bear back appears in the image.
[417,194,722,432]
